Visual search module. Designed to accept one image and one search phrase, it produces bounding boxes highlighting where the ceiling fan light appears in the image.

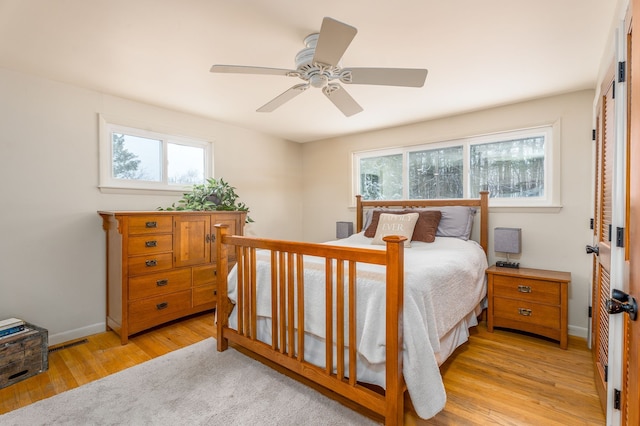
[309,74,328,88]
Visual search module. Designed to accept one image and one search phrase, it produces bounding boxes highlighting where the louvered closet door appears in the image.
[591,63,615,412]
[624,6,640,424]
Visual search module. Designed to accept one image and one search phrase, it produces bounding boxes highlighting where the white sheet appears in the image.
[226,233,487,419]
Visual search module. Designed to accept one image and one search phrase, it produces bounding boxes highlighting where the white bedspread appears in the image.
[226,233,487,419]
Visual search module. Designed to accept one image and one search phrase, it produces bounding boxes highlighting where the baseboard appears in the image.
[568,325,588,339]
[48,322,106,346]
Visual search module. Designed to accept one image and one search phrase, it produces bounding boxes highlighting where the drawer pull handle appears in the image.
[156,302,168,310]
[205,234,210,243]
[517,285,532,293]
[518,308,532,316]
[145,240,158,248]
[145,259,157,267]
[145,221,158,228]
[213,290,217,296]
[156,279,168,287]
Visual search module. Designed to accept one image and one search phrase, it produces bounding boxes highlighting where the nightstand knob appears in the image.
[517,285,532,293]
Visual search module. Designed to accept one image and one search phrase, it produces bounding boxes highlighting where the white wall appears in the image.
[0,68,303,345]
[0,64,595,343]
[301,90,595,337]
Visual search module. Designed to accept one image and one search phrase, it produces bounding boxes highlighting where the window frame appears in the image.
[352,124,560,208]
[99,115,213,194]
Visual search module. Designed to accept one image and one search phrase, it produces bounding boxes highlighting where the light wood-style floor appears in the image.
[0,312,605,425]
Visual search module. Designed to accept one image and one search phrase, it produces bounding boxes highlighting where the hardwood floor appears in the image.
[0,313,605,425]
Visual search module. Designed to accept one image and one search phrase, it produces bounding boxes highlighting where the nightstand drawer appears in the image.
[493,275,560,305]
[493,297,560,329]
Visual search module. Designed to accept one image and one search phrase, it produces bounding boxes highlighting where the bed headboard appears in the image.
[355,191,489,254]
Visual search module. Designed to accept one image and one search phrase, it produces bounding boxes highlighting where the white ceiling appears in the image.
[0,0,619,143]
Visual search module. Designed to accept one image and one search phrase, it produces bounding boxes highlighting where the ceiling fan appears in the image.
[210,17,428,117]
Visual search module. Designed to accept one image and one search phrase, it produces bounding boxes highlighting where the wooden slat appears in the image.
[278,252,286,355]
[325,259,333,375]
[287,252,295,358]
[348,260,357,386]
[296,254,305,362]
[336,260,345,380]
[270,251,278,351]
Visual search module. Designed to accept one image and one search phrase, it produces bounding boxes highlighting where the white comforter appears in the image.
[226,233,487,419]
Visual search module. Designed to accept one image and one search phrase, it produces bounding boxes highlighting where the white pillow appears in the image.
[372,213,419,247]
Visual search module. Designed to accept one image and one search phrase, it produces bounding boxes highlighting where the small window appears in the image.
[408,146,463,199]
[470,136,545,199]
[99,116,212,192]
[353,125,556,207]
[357,151,403,200]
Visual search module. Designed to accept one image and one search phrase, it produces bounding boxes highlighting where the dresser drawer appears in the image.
[493,297,560,329]
[193,264,217,286]
[193,284,217,306]
[128,234,173,255]
[128,253,173,276]
[129,269,192,300]
[493,275,560,305]
[128,290,192,321]
[128,216,173,235]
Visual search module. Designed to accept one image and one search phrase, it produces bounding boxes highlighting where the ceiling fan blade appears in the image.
[344,68,428,87]
[257,84,309,112]
[312,17,357,67]
[322,84,363,117]
[210,65,297,77]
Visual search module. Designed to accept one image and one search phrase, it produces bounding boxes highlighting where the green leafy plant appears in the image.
[158,178,253,222]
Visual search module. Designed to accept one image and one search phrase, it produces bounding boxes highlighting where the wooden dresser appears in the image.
[98,211,245,344]
[486,265,571,349]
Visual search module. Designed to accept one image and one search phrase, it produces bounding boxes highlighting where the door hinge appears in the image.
[590,218,594,230]
[613,81,616,99]
[614,388,621,410]
[588,306,592,318]
[604,364,608,382]
[618,61,626,83]
[609,224,612,242]
[616,227,624,247]
[592,129,596,141]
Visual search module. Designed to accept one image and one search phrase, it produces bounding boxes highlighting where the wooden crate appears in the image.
[0,323,48,389]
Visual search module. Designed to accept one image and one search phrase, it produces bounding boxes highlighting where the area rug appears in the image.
[0,338,378,425]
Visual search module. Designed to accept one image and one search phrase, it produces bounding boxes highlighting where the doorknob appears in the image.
[606,289,638,321]
[585,245,599,255]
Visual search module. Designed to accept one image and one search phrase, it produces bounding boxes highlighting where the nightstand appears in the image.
[486,265,571,349]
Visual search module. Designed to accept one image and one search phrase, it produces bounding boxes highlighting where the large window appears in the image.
[353,126,555,206]
[99,116,212,192]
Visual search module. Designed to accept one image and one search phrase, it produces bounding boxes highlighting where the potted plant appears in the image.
[158,178,253,222]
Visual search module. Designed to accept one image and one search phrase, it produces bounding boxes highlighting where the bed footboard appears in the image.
[215,225,407,425]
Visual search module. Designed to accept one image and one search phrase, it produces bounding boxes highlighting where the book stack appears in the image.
[0,318,30,339]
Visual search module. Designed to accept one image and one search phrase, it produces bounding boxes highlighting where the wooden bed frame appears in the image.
[215,191,488,425]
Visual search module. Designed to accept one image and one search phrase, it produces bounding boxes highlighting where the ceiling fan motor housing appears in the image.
[295,33,341,88]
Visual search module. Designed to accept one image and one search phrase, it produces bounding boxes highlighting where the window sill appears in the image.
[489,205,563,214]
[98,186,190,196]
